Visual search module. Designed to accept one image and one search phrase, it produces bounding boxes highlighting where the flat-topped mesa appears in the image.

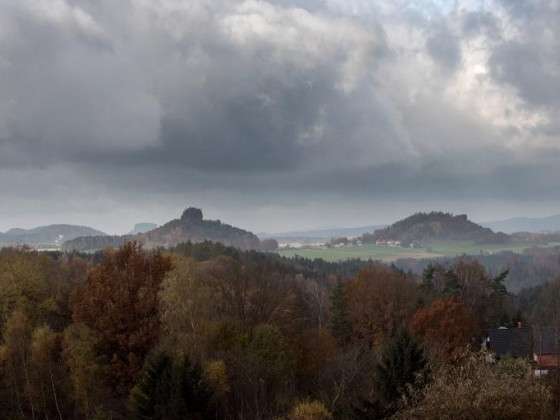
[181,207,203,224]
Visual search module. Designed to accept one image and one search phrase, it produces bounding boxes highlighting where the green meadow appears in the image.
[276,241,560,262]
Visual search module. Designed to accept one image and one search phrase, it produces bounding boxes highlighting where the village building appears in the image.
[485,325,532,361]
[484,325,560,376]
[533,327,560,376]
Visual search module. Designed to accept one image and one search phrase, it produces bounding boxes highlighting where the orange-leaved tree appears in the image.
[72,242,172,396]
[345,265,418,347]
[410,297,477,362]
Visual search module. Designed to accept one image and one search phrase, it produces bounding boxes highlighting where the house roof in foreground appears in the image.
[487,327,532,358]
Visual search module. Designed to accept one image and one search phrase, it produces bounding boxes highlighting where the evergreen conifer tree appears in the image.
[129,351,212,420]
[374,328,427,409]
[328,280,352,345]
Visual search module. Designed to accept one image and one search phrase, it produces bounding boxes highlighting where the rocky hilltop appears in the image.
[361,212,510,246]
[63,207,277,252]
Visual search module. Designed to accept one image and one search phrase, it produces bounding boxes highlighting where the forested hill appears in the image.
[62,207,277,252]
[0,224,106,247]
[361,212,510,245]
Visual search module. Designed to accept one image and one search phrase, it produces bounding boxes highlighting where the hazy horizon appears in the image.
[3,202,560,237]
[1,0,559,234]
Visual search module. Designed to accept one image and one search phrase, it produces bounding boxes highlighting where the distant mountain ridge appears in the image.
[482,214,560,234]
[63,207,277,252]
[361,212,510,245]
[0,224,106,247]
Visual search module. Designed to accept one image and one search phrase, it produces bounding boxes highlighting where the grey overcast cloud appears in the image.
[1,0,559,233]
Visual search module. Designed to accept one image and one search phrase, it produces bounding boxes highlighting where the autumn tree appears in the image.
[160,255,303,418]
[199,256,299,331]
[203,359,230,408]
[63,323,109,418]
[345,265,418,347]
[0,310,34,418]
[295,328,338,395]
[0,249,83,419]
[0,249,66,333]
[29,326,67,419]
[72,242,173,397]
[410,298,477,362]
[159,256,213,359]
[160,255,300,358]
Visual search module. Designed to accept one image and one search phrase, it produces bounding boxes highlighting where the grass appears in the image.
[277,244,440,262]
[425,240,560,257]
[276,241,560,262]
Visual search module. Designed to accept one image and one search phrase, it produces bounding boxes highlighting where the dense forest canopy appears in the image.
[1,241,559,419]
[395,245,560,293]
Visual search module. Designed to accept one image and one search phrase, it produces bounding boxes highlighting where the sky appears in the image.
[0,0,559,234]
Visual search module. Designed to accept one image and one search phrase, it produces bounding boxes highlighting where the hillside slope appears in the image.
[361,212,509,245]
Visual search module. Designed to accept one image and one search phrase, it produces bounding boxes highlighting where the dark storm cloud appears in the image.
[0,0,159,167]
[0,0,559,232]
[0,0,387,172]
[490,42,560,108]
[487,0,560,108]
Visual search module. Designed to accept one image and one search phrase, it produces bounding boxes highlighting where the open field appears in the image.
[423,240,560,256]
[277,244,438,262]
[276,241,560,262]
